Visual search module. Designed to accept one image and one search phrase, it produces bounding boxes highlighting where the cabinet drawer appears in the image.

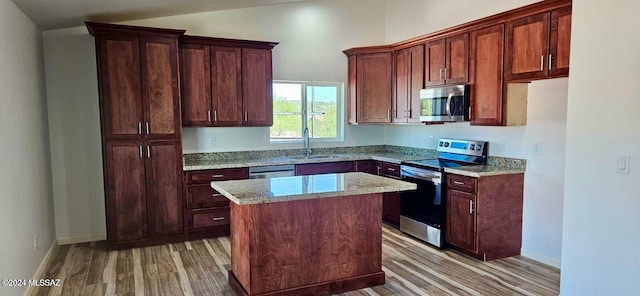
[185,168,248,184]
[190,207,230,229]
[382,162,401,179]
[186,185,229,209]
[447,174,477,193]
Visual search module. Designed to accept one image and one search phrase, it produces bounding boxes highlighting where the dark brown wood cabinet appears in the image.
[295,161,355,176]
[180,37,277,127]
[470,24,505,126]
[445,173,524,261]
[242,48,273,126]
[104,140,184,243]
[425,33,469,87]
[88,22,186,247]
[344,51,393,124]
[96,33,182,141]
[184,168,249,236]
[393,45,424,123]
[355,160,401,227]
[506,6,571,81]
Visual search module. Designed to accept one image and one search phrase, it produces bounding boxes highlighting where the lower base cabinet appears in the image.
[184,168,249,237]
[355,160,402,228]
[445,173,524,261]
[104,140,184,247]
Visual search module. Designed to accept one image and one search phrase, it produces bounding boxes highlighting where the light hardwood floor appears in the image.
[33,225,560,296]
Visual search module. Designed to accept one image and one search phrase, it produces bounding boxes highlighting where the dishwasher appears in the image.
[249,164,295,179]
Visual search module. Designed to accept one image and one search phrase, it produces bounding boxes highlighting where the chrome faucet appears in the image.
[303,127,312,159]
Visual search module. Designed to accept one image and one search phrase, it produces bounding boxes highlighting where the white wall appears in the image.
[124,0,388,153]
[384,0,540,43]
[42,27,106,243]
[0,0,56,294]
[43,0,388,240]
[560,0,640,294]
[383,0,565,267]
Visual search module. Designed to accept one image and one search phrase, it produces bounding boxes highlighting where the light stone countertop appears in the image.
[211,172,417,205]
[184,152,427,171]
[444,165,526,177]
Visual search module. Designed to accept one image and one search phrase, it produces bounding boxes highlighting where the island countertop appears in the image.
[211,172,417,205]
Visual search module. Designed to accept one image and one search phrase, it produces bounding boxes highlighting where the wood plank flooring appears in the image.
[33,225,560,296]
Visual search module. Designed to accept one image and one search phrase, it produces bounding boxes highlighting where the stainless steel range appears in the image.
[399,138,488,248]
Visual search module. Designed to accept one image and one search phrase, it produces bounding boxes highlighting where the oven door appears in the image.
[400,166,445,247]
[419,85,470,122]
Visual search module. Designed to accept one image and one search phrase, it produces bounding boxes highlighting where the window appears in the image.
[270,81,343,142]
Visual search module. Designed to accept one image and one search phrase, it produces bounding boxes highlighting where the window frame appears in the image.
[270,80,344,143]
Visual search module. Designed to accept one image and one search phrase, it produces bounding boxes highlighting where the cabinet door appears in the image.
[140,37,181,139]
[393,45,424,123]
[446,190,476,252]
[145,140,184,237]
[105,141,147,242]
[180,44,211,127]
[98,35,143,140]
[445,33,469,84]
[425,39,446,86]
[408,45,425,123]
[549,6,571,77]
[242,48,273,126]
[393,49,409,123]
[347,55,357,124]
[212,46,243,126]
[506,12,550,81]
[383,192,401,227]
[356,53,392,123]
[355,160,381,175]
[470,24,505,126]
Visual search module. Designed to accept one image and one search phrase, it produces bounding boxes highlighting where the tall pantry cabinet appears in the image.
[87,22,186,247]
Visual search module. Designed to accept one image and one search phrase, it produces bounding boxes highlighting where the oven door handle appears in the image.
[401,170,441,184]
[445,92,453,119]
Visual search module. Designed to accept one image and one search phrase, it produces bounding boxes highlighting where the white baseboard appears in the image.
[521,249,561,269]
[23,241,56,296]
[57,234,106,245]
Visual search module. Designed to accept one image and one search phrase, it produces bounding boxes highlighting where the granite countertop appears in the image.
[211,172,417,205]
[444,165,526,177]
[184,152,427,171]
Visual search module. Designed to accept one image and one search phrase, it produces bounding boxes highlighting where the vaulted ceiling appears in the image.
[12,0,308,30]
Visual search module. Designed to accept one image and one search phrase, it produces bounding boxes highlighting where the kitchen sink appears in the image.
[287,154,343,160]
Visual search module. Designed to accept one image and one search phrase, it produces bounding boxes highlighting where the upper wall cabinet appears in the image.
[92,25,183,141]
[505,6,572,81]
[469,24,505,126]
[425,33,469,87]
[393,45,424,123]
[345,51,393,124]
[180,36,277,127]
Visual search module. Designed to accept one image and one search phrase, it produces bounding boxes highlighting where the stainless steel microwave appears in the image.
[419,85,470,122]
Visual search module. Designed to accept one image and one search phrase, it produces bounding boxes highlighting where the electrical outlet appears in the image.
[533,142,544,155]
[33,235,38,251]
[209,137,216,148]
[617,155,630,174]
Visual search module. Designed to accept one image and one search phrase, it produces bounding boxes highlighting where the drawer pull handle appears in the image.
[211,174,225,178]
[453,181,465,186]
[211,193,224,197]
[212,217,225,221]
[387,168,396,172]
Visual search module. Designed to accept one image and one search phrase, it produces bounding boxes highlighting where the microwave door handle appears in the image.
[446,93,453,118]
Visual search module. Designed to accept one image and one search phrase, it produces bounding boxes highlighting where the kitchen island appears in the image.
[211,172,416,296]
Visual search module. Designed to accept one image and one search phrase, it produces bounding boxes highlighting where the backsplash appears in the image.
[183,145,526,169]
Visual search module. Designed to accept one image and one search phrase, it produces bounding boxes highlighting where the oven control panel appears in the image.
[437,139,487,157]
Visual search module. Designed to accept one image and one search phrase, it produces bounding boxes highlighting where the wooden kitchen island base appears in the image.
[229,193,385,296]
